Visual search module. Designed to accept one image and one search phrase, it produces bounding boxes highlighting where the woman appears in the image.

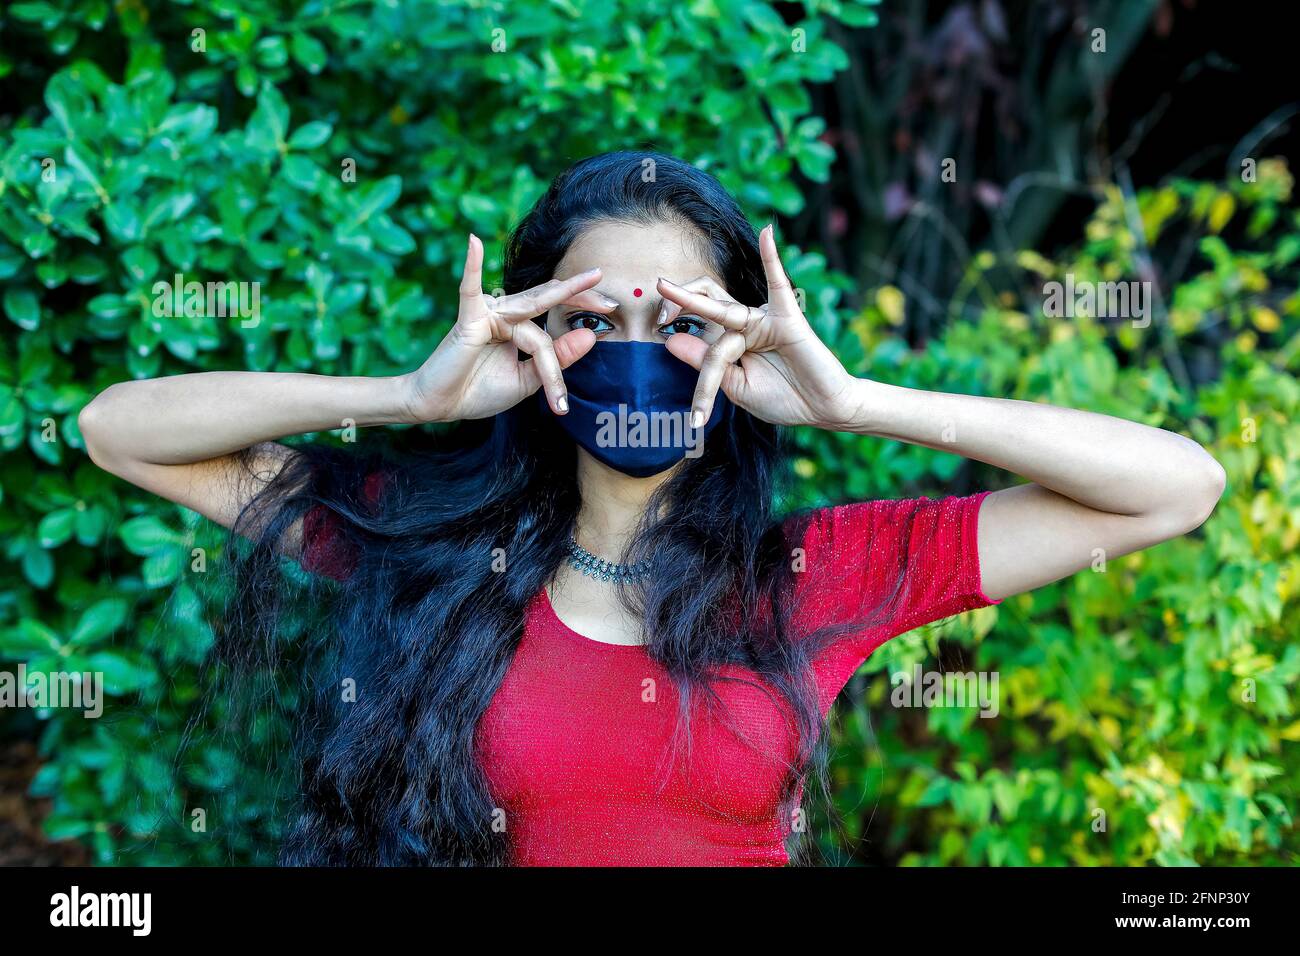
[78,151,1225,866]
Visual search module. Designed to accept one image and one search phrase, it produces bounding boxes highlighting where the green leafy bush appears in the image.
[802,163,1300,865]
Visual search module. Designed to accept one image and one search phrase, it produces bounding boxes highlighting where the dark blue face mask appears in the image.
[539,340,730,478]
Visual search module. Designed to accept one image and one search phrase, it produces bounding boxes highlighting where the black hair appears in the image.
[504,152,767,303]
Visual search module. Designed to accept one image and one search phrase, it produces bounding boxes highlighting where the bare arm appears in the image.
[846,381,1227,601]
[659,227,1225,604]
[78,371,417,548]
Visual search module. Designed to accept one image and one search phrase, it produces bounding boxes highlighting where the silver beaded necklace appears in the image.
[566,538,652,583]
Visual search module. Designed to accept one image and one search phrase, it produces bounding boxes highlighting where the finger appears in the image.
[759,225,800,313]
[663,330,709,368]
[527,329,597,415]
[514,322,570,414]
[563,287,621,313]
[459,234,483,304]
[668,332,748,405]
[495,269,606,321]
[552,327,597,368]
[677,275,729,299]
[689,331,746,428]
[656,278,753,331]
[656,275,728,327]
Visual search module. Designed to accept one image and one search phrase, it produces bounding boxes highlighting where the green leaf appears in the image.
[87,293,130,318]
[248,82,291,149]
[156,104,217,140]
[121,246,160,282]
[255,36,289,70]
[0,619,62,655]
[22,546,53,588]
[9,3,62,25]
[104,201,141,242]
[37,508,76,547]
[458,193,498,223]
[916,776,950,808]
[70,598,130,645]
[142,548,183,588]
[371,215,415,255]
[288,120,333,150]
[0,385,24,438]
[44,817,94,841]
[283,155,321,191]
[355,175,402,222]
[75,506,107,544]
[84,651,157,694]
[3,288,41,330]
[291,33,328,74]
[118,515,181,555]
[64,146,105,197]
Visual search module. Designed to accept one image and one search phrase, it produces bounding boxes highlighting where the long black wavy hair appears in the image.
[210,151,881,865]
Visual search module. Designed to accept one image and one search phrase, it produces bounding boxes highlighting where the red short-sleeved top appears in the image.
[300,484,999,866]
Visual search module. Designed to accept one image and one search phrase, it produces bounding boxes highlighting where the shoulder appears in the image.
[785,493,999,707]
[300,467,393,580]
[361,469,390,507]
[786,491,992,566]
[780,491,996,640]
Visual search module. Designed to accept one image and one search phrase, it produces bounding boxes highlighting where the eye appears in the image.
[657,315,709,338]
[566,311,614,335]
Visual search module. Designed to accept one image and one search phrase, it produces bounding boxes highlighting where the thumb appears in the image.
[552,328,597,367]
[663,332,707,369]
[667,332,747,405]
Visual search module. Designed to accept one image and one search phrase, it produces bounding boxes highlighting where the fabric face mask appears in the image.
[540,340,731,478]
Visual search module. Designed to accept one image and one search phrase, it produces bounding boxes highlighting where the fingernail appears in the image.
[600,294,620,307]
[581,267,600,277]
[557,395,568,413]
[469,233,479,243]
[691,410,704,429]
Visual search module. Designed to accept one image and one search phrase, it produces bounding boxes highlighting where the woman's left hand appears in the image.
[656,225,863,430]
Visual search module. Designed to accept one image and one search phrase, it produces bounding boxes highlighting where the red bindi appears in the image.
[633,287,643,297]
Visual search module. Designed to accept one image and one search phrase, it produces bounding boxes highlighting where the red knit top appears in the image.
[301,482,999,866]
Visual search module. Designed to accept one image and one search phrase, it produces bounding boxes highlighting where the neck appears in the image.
[574,450,675,561]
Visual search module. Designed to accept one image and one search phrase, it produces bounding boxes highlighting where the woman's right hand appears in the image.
[401,235,615,422]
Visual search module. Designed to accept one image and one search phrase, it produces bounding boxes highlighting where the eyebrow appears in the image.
[563,293,669,315]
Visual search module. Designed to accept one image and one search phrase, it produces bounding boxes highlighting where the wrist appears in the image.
[393,371,437,425]
[836,377,892,435]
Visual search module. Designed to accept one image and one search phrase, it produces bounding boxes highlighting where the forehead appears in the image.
[553,219,721,284]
